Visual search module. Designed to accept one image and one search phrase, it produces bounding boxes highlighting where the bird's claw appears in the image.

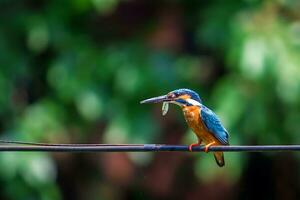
[204,142,215,153]
[188,141,202,152]
[204,146,209,153]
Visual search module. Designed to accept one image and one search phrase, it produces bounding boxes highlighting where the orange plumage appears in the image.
[183,105,225,167]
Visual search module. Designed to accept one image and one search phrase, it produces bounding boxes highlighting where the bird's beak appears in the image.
[140,95,171,104]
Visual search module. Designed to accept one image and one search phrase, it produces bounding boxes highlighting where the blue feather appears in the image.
[171,88,202,103]
[200,106,229,145]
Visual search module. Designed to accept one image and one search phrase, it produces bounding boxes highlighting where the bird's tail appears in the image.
[213,152,225,167]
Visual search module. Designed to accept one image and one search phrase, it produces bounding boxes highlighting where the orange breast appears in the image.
[183,106,221,145]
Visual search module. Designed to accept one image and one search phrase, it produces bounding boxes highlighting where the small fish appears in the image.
[162,102,169,116]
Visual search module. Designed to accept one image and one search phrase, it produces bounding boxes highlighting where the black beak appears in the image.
[140,95,170,104]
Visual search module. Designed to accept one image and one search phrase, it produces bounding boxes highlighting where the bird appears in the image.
[140,88,229,167]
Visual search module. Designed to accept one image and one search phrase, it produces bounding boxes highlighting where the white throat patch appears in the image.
[186,98,201,106]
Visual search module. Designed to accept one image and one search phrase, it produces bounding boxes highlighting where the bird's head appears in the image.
[140,88,202,107]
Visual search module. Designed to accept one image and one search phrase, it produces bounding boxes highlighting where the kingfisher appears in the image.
[140,88,229,167]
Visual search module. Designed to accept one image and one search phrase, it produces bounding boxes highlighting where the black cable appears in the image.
[0,139,143,146]
[0,144,299,152]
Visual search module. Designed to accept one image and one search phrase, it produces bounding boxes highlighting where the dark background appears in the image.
[1,0,300,199]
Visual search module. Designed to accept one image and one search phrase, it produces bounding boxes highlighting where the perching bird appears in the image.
[140,88,229,167]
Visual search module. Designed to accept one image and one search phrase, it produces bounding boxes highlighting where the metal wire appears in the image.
[0,144,300,152]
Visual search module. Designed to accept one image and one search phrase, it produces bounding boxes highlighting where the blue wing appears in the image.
[200,106,229,145]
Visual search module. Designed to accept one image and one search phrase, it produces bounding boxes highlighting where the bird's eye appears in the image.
[170,93,176,98]
[168,93,176,98]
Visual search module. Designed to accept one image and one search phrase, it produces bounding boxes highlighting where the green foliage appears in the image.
[1,0,300,199]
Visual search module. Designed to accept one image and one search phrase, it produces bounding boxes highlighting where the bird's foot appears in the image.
[188,140,202,152]
[204,142,216,153]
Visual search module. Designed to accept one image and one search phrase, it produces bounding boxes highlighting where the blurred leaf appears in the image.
[76,90,103,121]
[17,100,66,141]
[91,0,119,14]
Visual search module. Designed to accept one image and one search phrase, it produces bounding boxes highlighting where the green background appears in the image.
[1,0,300,199]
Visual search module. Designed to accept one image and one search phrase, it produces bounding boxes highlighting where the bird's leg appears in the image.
[204,141,216,153]
[188,139,202,152]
